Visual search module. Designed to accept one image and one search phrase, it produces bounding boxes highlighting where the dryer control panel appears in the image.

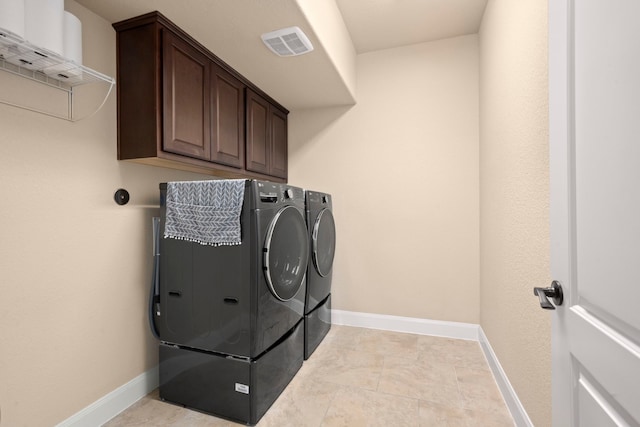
[254,180,304,208]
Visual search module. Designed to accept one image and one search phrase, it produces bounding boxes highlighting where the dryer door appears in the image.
[312,208,336,277]
[264,205,309,301]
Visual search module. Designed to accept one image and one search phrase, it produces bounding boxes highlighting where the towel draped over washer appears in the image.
[164,179,245,246]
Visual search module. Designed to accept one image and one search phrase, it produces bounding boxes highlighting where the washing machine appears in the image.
[304,190,336,359]
[153,179,309,425]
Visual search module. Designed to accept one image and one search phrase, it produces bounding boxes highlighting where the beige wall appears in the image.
[289,35,480,323]
[0,2,210,425]
[479,0,551,426]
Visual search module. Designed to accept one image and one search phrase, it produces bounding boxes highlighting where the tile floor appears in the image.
[104,326,515,426]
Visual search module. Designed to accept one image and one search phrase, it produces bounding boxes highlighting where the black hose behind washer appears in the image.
[149,217,161,340]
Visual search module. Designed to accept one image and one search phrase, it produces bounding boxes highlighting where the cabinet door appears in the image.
[211,64,245,168]
[162,30,211,160]
[270,107,288,179]
[245,89,270,175]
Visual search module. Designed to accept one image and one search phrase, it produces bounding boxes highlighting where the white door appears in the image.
[549,0,640,425]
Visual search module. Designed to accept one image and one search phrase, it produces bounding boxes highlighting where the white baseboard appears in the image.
[55,366,159,427]
[478,327,533,427]
[331,309,480,340]
[331,309,532,426]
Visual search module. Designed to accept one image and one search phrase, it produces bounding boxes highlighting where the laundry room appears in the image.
[0,0,549,426]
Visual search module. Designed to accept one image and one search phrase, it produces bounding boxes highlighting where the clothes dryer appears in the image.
[153,179,309,425]
[304,190,336,359]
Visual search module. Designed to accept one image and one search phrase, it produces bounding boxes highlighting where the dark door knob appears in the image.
[533,281,563,310]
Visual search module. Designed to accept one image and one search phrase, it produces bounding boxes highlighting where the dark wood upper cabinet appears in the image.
[211,63,245,169]
[246,89,270,175]
[113,11,287,182]
[270,107,288,179]
[246,89,288,179]
[162,30,211,161]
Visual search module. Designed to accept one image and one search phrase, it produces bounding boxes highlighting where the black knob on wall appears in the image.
[114,188,130,205]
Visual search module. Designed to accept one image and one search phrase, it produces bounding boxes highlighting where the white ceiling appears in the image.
[75,0,487,110]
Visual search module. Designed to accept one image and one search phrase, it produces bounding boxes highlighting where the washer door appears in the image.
[264,205,310,301]
[312,208,336,277]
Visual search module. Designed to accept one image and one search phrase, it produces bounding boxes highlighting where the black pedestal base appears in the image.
[159,320,303,425]
[304,294,331,360]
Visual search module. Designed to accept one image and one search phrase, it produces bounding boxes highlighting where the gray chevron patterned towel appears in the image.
[164,179,246,246]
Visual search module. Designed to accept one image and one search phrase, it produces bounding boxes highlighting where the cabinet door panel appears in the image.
[211,65,244,168]
[270,108,288,179]
[246,90,270,175]
[163,30,210,160]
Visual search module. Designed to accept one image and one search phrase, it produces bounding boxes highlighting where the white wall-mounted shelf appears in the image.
[0,29,115,121]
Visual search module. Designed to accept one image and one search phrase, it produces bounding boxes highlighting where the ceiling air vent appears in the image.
[261,26,314,57]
